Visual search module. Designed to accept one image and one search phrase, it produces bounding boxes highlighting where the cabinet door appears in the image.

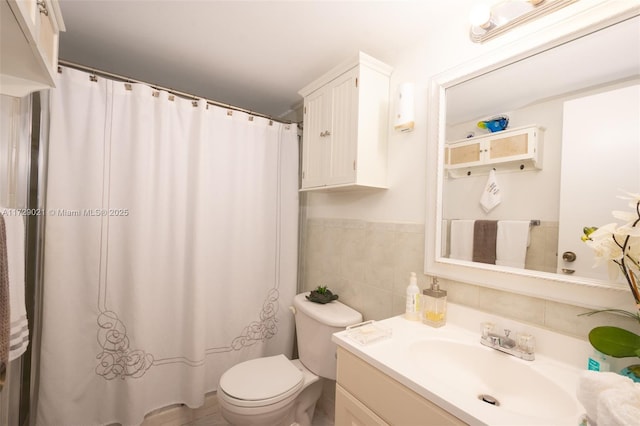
[486,129,535,164]
[336,384,388,426]
[446,139,483,168]
[326,69,358,186]
[337,347,466,426]
[1,0,63,97]
[301,89,330,188]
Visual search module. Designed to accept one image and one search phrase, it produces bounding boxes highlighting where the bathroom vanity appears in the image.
[332,304,588,425]
[335,346,465,425]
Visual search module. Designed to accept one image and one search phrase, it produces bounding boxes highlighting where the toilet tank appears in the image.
[292,293,362,380]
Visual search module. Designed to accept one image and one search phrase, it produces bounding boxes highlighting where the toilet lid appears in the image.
[219,354,304,404]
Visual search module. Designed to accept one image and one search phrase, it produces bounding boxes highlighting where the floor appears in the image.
[140,392,334,426]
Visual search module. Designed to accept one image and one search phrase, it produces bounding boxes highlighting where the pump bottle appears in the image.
[405,272,421,321]
[422,277,447,327]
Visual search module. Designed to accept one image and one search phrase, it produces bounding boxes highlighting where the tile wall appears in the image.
[300,217,638,339]
[300,217,639,421]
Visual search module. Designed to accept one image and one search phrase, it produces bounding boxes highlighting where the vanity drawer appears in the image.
[336,384,388,426]
[336,347,467,426]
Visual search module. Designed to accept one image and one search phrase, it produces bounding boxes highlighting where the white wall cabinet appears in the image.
[299,52,392,191]
[335,347,466,426]
[1,0,65,97]
[445,125,543,177]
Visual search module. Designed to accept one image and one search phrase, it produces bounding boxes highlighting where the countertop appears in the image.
[332,303,588,425]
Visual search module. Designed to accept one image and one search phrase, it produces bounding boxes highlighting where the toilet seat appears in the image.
[219,354,304,408]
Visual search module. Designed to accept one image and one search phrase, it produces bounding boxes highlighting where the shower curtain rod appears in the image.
[57,59,297,125]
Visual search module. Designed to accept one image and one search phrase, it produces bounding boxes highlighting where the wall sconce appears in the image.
[394,82,415,132]
[469,0,577,43]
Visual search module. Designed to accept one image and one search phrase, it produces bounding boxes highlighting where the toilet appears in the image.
[217,292,363,426]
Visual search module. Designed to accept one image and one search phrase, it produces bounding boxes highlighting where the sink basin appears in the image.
[409,339,579,421]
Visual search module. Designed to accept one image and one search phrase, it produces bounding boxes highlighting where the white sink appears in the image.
[333,306,587,425]
[409,338,579,421]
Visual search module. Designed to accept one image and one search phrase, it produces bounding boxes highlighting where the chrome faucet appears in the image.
[480,327,535,361]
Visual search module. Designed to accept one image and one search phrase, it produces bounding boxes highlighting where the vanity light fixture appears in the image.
[469,0,577,43]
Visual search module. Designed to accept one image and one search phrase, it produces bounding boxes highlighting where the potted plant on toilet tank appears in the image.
[306,285,339,304]
[581,191,640,380]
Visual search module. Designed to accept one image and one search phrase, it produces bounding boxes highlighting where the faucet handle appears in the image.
[517,333,535,354]
[481,322,495,338]
[504,329,511,338]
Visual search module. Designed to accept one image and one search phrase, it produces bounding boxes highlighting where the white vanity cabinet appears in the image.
[445,125,543,177]
[335,347,466,426]
[1,0,65,97]
[298,52,392,191]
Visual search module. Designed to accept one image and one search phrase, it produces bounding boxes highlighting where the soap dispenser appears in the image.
[422,277,447,327]
[405,272,421,321]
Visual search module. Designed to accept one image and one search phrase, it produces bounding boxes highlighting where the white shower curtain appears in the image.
[37,67,299,425]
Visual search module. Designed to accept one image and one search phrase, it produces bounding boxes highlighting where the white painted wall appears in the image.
[304,0,561,223]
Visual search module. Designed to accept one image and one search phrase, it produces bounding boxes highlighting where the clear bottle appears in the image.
[404,272,421,321]
[588,349,611,372]
[422,277,447,327]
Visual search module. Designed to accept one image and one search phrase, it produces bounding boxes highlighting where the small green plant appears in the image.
[315,285,329,294]
[306,285,339,304]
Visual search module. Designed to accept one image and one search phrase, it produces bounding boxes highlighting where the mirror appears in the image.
[425,2,640,311]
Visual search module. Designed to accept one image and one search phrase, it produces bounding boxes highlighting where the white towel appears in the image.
[449,220,475,261]
[480,169,501,213]
[577,370,636,423]
[441,219,448,257]
[598,384,640,426]
[496,220,530,269]
[2,211,29,361]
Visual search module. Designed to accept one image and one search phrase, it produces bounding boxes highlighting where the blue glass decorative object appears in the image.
[478,116,509,133]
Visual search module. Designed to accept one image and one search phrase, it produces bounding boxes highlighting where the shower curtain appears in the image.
[36,67,299,425]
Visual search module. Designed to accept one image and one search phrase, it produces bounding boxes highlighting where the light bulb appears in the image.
[469,3,492,29]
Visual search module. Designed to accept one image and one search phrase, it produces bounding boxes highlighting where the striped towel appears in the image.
[0,211,29,366]
[5,213,28,361]
[0,215,10,379]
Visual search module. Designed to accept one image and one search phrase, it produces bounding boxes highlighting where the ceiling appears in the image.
[57,0,445,119]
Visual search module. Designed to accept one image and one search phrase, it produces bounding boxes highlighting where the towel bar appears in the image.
[450,219,540,226]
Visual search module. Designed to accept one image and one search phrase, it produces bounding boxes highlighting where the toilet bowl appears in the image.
[217,355,322,426]
[217,292,362,426]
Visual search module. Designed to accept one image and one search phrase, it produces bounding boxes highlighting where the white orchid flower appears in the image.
[584,192,640,307]
[616,190,640,202]
[615,214,640,237]
[584,223,624,264]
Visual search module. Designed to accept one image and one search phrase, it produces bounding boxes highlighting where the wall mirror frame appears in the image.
[424,1,640,311]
